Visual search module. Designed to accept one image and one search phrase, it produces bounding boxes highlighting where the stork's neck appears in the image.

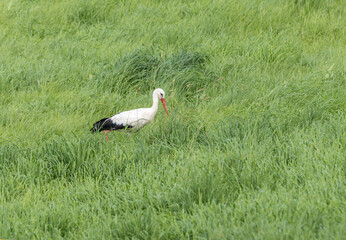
[151,92,159,115]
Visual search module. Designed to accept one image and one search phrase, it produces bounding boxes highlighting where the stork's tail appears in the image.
[90,118,109,133]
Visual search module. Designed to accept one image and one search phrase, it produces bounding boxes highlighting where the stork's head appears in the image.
[154,88,169,116]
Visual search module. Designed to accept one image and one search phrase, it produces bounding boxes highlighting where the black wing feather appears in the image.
[90,117,133,133]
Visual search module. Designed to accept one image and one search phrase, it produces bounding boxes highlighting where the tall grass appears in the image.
[0,0,345,239]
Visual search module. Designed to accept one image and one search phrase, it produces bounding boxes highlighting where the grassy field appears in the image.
[0,0,345,239]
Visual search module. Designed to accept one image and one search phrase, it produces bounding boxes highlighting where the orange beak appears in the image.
[160,98,169,116]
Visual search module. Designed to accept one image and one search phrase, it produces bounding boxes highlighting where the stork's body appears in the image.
[91,88,169,140]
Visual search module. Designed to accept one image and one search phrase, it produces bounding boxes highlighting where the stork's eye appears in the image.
[160,93,163,97]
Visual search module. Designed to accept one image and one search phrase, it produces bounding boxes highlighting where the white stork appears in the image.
[91,88,169,141]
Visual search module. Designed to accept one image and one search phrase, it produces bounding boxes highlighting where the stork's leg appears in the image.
[104,130,111,142]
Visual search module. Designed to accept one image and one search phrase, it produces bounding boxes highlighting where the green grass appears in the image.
[0,0,345,239]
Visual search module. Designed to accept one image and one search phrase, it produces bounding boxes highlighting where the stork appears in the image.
[90,88,169,141]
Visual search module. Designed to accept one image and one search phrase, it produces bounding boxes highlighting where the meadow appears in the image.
[0,0,345,239]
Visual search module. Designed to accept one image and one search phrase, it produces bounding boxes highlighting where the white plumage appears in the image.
[91,88,169,141]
